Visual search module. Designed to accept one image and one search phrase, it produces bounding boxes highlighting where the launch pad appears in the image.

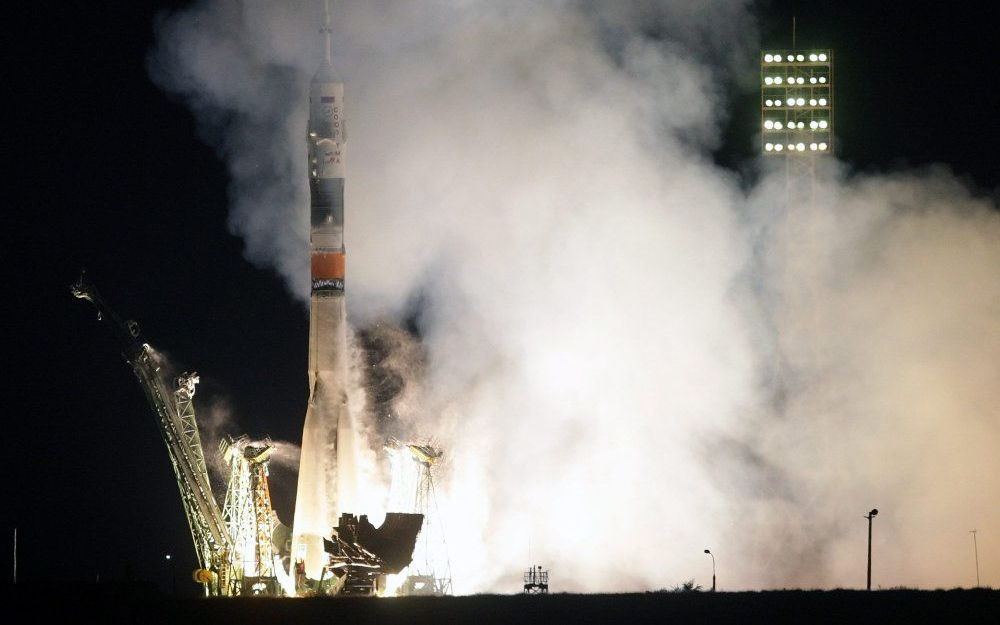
[72,273,438,597]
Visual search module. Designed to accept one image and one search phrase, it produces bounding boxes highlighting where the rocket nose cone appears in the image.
[311,59,340,84]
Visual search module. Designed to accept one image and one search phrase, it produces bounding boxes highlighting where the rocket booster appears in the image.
[308,61,346,294]
[291,13,357,583]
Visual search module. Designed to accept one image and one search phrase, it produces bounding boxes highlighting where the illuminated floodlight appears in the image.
[761,49,833,156]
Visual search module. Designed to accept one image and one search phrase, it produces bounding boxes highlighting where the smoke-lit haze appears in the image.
[149,0,999,591]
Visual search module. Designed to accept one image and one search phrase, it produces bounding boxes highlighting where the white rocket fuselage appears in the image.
[291,59,356,580]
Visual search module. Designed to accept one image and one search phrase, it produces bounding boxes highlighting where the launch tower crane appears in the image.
[391,442,452,595]
[71,273,235,596]
[221,436,280,594]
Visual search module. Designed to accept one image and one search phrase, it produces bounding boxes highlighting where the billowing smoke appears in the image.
[149,0,999,592]
[732,162,1000,589]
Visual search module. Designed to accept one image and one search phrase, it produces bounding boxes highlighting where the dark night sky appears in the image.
[4,1,997,595]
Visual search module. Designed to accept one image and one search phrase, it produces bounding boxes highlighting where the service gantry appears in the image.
[72,274,235,595]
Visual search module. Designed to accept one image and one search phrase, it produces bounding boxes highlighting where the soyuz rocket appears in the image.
[291,4,358,581]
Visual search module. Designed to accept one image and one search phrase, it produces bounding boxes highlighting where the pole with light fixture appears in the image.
[704,549,716,592]
[865,509,878,590]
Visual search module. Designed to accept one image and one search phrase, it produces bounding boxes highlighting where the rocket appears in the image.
[291,4,358,582]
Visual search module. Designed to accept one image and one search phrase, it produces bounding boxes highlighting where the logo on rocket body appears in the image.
[309,60,346,296]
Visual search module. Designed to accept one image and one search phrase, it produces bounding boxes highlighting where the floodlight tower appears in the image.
[760,49,834,208]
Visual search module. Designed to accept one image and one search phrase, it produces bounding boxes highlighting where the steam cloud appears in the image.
[150,0,999,592]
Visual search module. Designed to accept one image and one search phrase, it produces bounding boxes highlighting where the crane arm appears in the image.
[72,272,234,593]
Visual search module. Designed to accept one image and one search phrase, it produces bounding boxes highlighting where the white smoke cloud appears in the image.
[732,162,1000,589]
[150,0,999,592]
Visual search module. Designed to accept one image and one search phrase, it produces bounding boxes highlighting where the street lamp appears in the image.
[704,549,716,592]
[864,509,878,591]
[970,530,980,588]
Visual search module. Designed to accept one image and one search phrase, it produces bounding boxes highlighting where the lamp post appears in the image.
[704,549,716,592]
[970,530,980,588]
[864,509,878,590]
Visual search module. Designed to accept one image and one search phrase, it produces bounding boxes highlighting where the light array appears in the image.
[760,49,833,155]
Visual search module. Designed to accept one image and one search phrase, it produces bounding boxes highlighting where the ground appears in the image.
[6,584,998,625]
